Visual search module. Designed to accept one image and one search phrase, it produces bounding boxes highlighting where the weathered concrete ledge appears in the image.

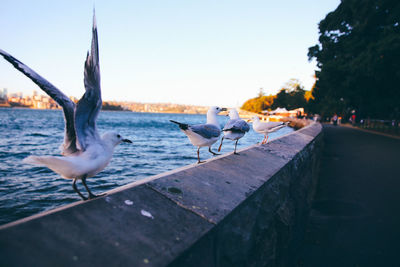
[0,121,323,267]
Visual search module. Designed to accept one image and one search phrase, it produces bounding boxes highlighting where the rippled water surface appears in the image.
[0,108,293,225]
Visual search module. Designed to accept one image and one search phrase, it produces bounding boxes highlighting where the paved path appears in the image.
[294,124,400,267]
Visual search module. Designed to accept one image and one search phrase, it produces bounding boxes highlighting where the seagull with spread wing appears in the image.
[170,106,226,163]
[0,13,132,200]
[218,109,250,154]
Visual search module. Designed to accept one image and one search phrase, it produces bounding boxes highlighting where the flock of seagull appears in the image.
[0,13,288,200]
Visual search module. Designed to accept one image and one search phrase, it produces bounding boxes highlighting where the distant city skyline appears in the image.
[0,87,211,114]
[0,87,205,106]
[0,0,340,107]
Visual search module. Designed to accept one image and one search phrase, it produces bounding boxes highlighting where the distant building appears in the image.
[0,88,8,100]
[0,88,8,106]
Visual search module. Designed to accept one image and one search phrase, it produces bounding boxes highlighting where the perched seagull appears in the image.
[0,13,132,200]
[170,106,227,163]
[218,109,250,154]
[251,116,287,144]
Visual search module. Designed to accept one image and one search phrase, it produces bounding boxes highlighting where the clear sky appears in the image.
[0,0,340,107]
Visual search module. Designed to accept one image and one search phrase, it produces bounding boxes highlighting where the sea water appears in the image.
[0,108,293,225]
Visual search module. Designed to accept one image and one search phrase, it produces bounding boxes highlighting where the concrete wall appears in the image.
[0,122,322,267]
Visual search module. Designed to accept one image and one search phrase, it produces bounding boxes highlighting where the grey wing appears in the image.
[190,124,221,139]
[74,13,102,150]
[223,119,250,132]
[269,122,286,132]
[268,121,283,128]
[0,49,78,155]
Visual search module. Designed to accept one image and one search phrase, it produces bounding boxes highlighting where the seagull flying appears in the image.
[170,106,226,163]
[251,116,287,144]
[0,13,132,200]
[218,109,250,154]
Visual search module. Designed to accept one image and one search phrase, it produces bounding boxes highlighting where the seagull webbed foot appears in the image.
[208,147,220,156]
[73,178,87,200]
[81,176,105,200]
[88,192,106,200]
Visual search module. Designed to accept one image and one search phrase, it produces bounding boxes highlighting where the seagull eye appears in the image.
[117,134,121,138]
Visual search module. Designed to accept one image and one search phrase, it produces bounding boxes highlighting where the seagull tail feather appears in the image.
[23,156,76,179]
[169,120,189,130]
[23,156,44,165]
[23,156,64,168]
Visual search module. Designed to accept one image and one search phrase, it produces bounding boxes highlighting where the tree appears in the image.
[241,88,275,113]
[241,81,311,113]
[309,0,400,119]
[241,93,275,113]
[272,79,307,110]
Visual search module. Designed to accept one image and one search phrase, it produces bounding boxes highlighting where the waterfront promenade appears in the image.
[295,124,400,266]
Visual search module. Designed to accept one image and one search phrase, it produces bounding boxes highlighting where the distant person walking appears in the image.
[351,114,356,125]
[350,110,356,125]
[332,114,338,126]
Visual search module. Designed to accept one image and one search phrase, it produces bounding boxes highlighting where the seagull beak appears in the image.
[122,139,132,143]
[220,108,228,112]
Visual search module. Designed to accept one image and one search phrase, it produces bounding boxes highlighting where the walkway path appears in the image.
[294,124,400,267]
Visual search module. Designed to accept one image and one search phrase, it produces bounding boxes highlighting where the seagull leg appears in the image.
[265,135,269,144]
[197,147,205,164]
[218,137,224,152]
[208,146,220,156]
[81,176,104,199]
[234,140,239,155]
[262,135,268,144]
[72,178,87,200]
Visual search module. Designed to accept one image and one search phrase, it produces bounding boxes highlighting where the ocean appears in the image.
[0,108,293,225]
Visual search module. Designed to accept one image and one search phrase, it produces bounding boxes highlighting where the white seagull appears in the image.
[170,106,226,163]
[218,109,250,154]
[251,116,287,144]
[0,13,132,200]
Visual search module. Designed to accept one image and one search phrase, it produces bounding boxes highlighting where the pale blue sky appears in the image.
[0,0,340,107]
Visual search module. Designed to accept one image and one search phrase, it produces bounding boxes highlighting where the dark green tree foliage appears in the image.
[272,79,307,110]
[102,102,124,111]
[309,0,400,119]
